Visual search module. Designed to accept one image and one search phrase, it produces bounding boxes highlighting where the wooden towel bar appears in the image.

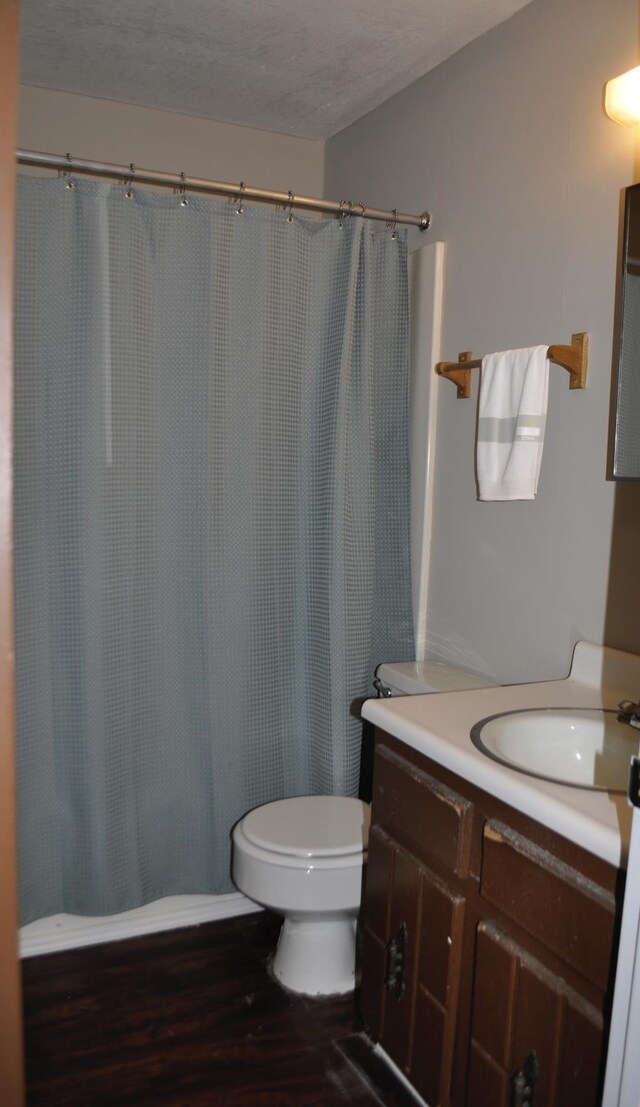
[435,332,589,398]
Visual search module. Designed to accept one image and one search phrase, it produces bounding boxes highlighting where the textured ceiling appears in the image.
[20,0,531,140]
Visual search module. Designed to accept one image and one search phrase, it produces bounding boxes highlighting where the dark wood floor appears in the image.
[22,911,417,1106]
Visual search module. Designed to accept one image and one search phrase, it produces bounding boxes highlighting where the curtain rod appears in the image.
[16,149,431,232]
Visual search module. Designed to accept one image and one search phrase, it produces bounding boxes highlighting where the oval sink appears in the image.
[470,707,638,792]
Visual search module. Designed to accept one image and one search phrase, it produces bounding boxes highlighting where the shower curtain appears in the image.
[14,175,414,923]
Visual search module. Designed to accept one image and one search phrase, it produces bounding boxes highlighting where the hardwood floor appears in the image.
[22,911,417,1106]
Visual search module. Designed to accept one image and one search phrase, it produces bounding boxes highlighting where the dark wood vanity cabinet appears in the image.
[360,731,622,1107]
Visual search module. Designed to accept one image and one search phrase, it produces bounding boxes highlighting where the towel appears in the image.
[477,345,550,501]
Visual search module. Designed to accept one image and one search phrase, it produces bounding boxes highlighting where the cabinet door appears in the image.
[360,825,393,1041]
[360,825,421,1070]
[466,922,603,1107]
[410,870,465,1107]
[360,825,465,1105]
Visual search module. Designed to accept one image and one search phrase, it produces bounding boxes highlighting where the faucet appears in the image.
[617,699,640,728]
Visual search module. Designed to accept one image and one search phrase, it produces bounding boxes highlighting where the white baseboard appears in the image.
[374,1044,429,1106]
[19,892,263,958]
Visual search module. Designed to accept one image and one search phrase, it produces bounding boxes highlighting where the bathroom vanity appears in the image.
[360,642,640,1107]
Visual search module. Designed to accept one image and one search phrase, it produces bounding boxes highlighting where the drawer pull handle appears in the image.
[385,922,408,997]
[512,1051,538,1107]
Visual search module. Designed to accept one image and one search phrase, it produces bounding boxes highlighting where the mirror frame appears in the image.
[612,182,640,480]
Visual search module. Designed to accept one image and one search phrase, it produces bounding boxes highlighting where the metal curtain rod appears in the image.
[16,149,431,231]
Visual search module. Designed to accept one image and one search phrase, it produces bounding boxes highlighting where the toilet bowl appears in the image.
[232,795,370,996]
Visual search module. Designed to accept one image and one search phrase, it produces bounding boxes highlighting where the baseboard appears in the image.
[373,1044,429,1105]
[338,1035,427,1106]
[19,892,263,958]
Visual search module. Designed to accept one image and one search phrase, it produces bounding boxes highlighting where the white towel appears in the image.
[477,345,549,501]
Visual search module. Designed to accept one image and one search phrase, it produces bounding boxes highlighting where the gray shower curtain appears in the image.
[14,175,414,923]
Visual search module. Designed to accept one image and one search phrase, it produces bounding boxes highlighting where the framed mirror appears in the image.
[612,182,640,479]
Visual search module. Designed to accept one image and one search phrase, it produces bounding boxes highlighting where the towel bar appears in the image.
[435,332,589,398]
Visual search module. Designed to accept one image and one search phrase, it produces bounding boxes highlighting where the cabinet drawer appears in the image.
[480,820,616,990]
[373,744,473,877]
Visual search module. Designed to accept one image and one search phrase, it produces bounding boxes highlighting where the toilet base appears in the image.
[271,915,358,996]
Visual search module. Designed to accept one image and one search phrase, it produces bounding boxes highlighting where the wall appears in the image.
[325,0,639,683]
[18,86,324,197]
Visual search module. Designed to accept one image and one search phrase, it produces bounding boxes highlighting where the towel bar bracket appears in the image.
[435,332,589,398]
[435,350,474,398]
[550,332,589,391]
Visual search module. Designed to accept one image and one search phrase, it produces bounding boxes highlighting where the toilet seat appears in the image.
[241,796,369,859]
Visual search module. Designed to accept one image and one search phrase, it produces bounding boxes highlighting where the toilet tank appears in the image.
[374,660,497,697]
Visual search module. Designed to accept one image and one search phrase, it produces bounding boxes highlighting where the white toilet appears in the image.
[232,660,496,997]
[232,795,369,996]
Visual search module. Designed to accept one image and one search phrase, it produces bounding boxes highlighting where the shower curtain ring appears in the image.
[62,151,75,191]
[337,199,349,229]
[178,172,189,207]
[286,190,295,224]
[124,163,136,200]
[235,181,245,215]
[386,209,399,239]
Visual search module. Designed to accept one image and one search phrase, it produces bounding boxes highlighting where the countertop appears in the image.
[362,641,640,869]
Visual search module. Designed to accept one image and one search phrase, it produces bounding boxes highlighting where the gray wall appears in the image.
[18,86,324,197]
[326,0,640,683]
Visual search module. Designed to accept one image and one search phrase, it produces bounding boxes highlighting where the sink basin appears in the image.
[470,707,638,791]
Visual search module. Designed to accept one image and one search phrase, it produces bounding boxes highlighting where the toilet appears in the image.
[232,660,496,997]
[232,795,369,996]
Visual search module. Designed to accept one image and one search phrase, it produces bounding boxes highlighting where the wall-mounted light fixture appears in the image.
[605,66,640,126]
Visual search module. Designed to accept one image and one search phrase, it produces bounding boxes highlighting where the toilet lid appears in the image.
[241,796,370,858]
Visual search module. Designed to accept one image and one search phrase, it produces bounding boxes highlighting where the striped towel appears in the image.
[477,346,550,501]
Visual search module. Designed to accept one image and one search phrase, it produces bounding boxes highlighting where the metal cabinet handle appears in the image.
[512,1051,538,1107]
[385,922,408,998]
[385,936,398,990]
